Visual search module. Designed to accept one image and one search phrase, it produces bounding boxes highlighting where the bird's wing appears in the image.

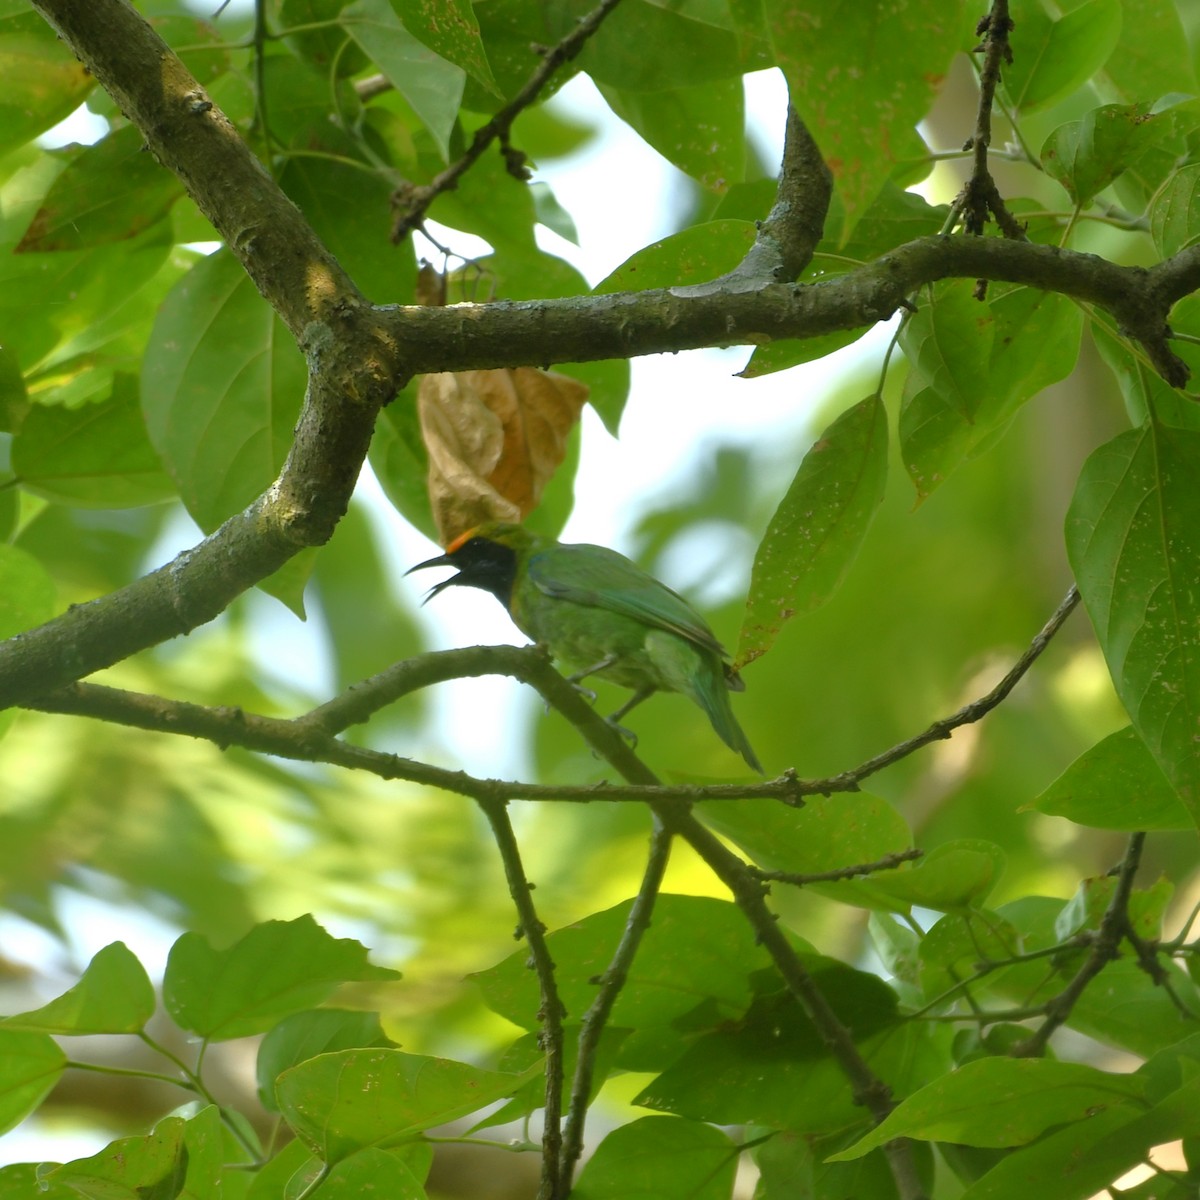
[526,543,728,658]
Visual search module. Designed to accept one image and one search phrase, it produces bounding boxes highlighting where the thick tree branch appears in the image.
[376,239,1199,386]
[705,106,833,289]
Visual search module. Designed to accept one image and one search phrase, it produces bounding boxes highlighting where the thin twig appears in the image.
[755,849,924,887]
[958,0,1025,248]
[828,585,1081,791]
[390,0,627,242]
[559,817,672,1189]
[478,798,566,1200]
[1013,833,1147,1057]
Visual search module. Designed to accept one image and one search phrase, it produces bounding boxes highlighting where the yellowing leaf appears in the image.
[418,368,588,544]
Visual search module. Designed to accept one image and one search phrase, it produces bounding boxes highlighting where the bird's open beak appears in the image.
[405,552,460,604]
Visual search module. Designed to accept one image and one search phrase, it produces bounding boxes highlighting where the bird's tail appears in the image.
[690,664,763,774]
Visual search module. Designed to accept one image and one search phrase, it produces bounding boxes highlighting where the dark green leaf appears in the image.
[1065,422,1200,819]
[309,1148,428,1200]
[1054,874,1173,943]
[163,915,400,1041]
[16,125,183,252]
[736,394,887,666]
[1031,726,1192,830]
[864,840,1006,912]
[830,1058,1147,1159]
[2,942,154,1035]
[598,80,745,194]
[44,1118,188,1200]
[1002,0,1122,114]
[0,1030,65,1135]
[1040,104,1159,206]
[472,894,776,1031]
[257,1009,396,1112]
[594,220,756,293]
[572,1116,737,1200]
[388,0,498,93]
[141,249,306,532]
[14,374,176,507]
[1151,162,1200,258]
[277,1048,539,1161]
[278,0,369,77]
[370,386,438,541]
[900,284,1082,498]
[279,155,416,305]
[765,0,963,238]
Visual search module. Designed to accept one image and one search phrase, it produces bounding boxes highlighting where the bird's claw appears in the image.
[571,681,598,704]
[605,717,638,749]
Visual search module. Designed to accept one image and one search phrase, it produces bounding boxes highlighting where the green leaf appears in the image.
[16,125,183,252]
[278,0,370,77]
[575,0,760,92]
[163,914,400,1041]
[529,182,578,244]
[594,220,757,293]
[1031,726,1192,831]
[387,0,497,93]
[44,1117,188,1200]
[370,386,438,541]
[830,1058,1147,1159]
[1040,104,1159,207]
[1091,0,1197,104]
[700,793,913,911]
[341,0,465,160]
[765,0,963,238]
[0,11,95,157]
[1002,0,1122,115]
[865,840,1006,912]
[959,1074,1200,1199]
[736,394,887,667]
[2,942,154,1035]
[13,374,176,508]
[636,996,921,1131]
[277,1048,539,1162]
[917,911,1023,1007]
[598,80,745,194]
[308,1148,428,1200]
[1151,162,1200,258]
[0,1029,65,1135]
[1054,874,1173,943]
[141,249,307,532]
[472,895,776,1033]
[279,154,416,305]
[257,1009,397,1112]
[572,1116,737,1200]
[0,543,55,639]
[1065,422,1200,818]
[900,283,1082,498]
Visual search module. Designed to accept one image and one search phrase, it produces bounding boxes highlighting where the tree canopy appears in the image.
[2,1,1200,1198]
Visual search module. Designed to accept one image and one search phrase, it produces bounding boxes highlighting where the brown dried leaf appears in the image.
[418,367,589,544]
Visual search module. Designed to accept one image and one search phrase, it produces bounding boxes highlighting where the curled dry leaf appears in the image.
[418,367,589,545]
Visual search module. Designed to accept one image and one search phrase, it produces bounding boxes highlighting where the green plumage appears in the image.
[410,522,763,773]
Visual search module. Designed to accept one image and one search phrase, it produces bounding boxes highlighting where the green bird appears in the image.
[408,521,763,773]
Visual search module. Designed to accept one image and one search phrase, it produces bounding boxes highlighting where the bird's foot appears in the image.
[604,716,639,749]
[572,682,598,704]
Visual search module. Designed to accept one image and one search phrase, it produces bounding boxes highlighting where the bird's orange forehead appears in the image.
[444,527,479,554]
